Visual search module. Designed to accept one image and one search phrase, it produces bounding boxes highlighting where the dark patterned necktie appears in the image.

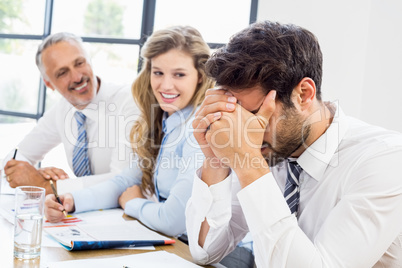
[284,158,302,215]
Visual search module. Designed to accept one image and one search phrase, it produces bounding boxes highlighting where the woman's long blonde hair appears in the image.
[130,25,215,195]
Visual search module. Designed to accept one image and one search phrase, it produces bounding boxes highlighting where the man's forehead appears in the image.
[43,40,85,59]
[223,86,266,112]
[42,41,87,69]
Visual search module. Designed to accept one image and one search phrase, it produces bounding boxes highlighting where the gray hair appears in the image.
[36,32,85,77]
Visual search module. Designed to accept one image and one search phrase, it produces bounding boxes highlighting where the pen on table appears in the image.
[49,179,68,217]
[12,147,18,159]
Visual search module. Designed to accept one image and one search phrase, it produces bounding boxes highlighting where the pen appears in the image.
[12,147,18,159]
[6,147,18,182]
[49,179,67,217]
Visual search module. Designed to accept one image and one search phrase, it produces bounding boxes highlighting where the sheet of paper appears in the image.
[0,176,16,195]
[44,225,96,246]
[44,214,84,227]
[43,208,126,227]
[44,251,202,268]
[42,233,66,247]
[0,194,15,223]
[73,208,126,224]
[0,205,14,224]
[114,245,155,250]
[44,220,170,244]
[80,221,170,241]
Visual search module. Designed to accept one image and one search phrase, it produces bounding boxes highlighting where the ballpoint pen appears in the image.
[49,179,68,217]
[12,147,18,159]
[6,147,18,182]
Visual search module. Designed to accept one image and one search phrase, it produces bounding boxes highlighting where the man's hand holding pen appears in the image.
[3,160,53,192]
[4,147,21,184]
[3,147,69,195]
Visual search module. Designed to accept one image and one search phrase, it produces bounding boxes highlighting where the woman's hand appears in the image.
[118,185,145,209]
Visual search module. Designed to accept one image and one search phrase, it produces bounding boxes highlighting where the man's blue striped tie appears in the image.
[284,158,302,215]
[72,111,91,177]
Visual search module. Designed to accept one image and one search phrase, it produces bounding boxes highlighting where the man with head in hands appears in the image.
[186,20,402,267]
[3,32,138,195]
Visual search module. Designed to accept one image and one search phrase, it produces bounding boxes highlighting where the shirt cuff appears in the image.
[124,197,147,219]
[57,177,84,195]
[71,187,93,213]
[237,172,291,233]
[192,168,233,229]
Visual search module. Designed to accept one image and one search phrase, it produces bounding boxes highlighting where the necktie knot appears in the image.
[284,158,303,215]
[287,159,302,186]
[74,111,86,126]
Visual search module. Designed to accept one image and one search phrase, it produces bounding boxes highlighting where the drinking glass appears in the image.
[13,186,45,259]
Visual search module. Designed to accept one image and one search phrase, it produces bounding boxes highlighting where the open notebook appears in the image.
[44,220,175,251]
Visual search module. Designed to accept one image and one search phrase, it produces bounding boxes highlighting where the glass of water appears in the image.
[13,186,45,260]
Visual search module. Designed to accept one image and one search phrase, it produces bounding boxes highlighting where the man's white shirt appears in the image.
[2,80,139,194]
[186,103,402,267]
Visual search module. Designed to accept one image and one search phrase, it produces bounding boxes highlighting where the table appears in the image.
[0,194,214,268]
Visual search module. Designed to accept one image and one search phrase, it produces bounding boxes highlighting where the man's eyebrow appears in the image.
[75,57,86,62]
[55,67,68,75]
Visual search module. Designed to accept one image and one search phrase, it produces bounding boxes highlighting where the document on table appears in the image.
[44,218,174,250]
[0,197,158,250]
[43,207,126,227]
[45,251,202,268]
[0,173,16,195]
[43,208,155,249]
[0,194,15,223]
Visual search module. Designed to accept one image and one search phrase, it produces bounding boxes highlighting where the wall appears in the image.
[257,0,402,132]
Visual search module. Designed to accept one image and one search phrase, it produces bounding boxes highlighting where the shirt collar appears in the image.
[162,105,194,134]
[297,101,349,181]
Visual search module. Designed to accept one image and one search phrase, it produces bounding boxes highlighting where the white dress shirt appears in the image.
[2,79,139,194]
[186,103,402,267]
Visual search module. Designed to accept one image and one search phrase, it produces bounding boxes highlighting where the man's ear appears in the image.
[43,79,55,91]
[294,77,316,110]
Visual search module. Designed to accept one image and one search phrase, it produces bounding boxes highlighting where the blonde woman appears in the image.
[45,26,215,237]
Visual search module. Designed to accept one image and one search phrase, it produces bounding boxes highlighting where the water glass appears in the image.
[13,186,45,259]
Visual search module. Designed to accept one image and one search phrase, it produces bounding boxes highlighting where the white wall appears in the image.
[257,0,402,132]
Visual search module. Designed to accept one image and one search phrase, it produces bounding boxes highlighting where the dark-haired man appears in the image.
[186,21,402,267]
